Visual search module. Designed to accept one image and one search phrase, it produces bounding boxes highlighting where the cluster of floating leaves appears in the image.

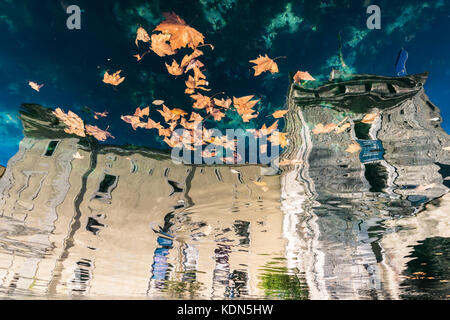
[33,12,333,154]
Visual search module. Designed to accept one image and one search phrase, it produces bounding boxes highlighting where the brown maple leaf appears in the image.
[345,143,361,153]
[152,99,165,106]
[209,108,226,121]
[189,112,203,122]
[103,70,125,86]
[180,49,204,68]
[293,70,316,83]
[165,59,184,76]
[361,113,378,124]
[249,54,279,76]
[312,123,338,134]
[53,108,86,137]
[191,93,212,109]
[121,115,145,130]
[134,106,150,118]
[135,27,151,47]
[154,12,205,50]
[185,75,210,94]
[94,111,108,119]
[85,125,115,141]
[268,131,288,148]
[335,122,351,134]
[213,98,232,109]
[150,33,176,57]
[272,109,288,118]
[29,81,44,92]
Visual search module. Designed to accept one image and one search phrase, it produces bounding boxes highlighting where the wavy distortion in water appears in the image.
[0,73,448,299]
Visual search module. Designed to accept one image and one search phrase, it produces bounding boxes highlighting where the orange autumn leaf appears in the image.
[154,12,205,50]
[209,108,226,121]
[261,120,279,135]
[121,115,145,130]
[180,49,204,68]
[152,99,165,106]
[53,108,86,137]
[241,112,259,122]
[29,81,44,92]
[214,98,232,109]
[189,112,203,122]
[345,143,361,153]
[249,54,279,76]
[272,109,288,118]
[185,75,210,94]
[171,108,188,117]
[165,59,184,76]
[158,126,172,137]
[293,70,316,83]
[135,27,151,47]
[164,136,182,148]
[361,113,378,124]
[85,125,115,142]
[193,65,206,80]
[185,59,205,73]
[145,117,162,130]
[94,111,108,119]
[335,122,351,134]
[134,106,150,118]
[157,105,185,122]
[191,93,212,109]
[268,131,288,148]
[103,70,125,86]
[150,33,176,57]
[180,117,197,130]
[312,123,337,134]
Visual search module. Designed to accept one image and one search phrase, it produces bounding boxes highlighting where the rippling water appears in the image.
[0,73,449,300]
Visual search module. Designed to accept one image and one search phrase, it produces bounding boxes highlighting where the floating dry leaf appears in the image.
[249,54,279,76]
[85,125,115,141]
[150,33,176,57]
[335,122,351,134]
[272,109,288,118]
[165,59,184,76]
[134,106,150,118]
[94,111,108,119]
[29,81,44,92]
[214,98,232,109]
[103,70,125,86]
[152,100,165,106]
[154,12,204,50]
[121,115,145,130]
[53,108,86,137]
[268,131,288,148]
[135,27,151,47]
[312,123,337,134]
[180,49,204,68]
[293,70,315,83]
[345,143,361,153]
[361,113,378,124]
